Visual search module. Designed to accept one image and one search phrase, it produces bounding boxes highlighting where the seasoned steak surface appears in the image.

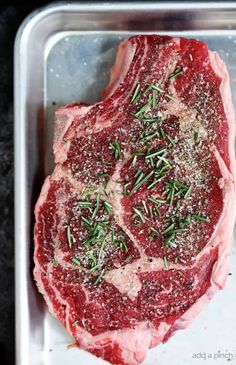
[34,35,236,365]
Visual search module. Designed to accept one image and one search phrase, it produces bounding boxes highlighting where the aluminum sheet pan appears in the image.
[14,2,236,365]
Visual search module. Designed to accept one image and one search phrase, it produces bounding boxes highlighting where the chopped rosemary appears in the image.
[90,263,101,272]
[165,180,191,206]
[134,101,151,118]
[131,156,137,167]
[147,176,164,190]
[134,170,142,178]
[103,201,113,214]
[129,170,154,195]
[168,67,183,80]
[143,84,152,95]
[134,172,145,186]
[53,258,58,267]
[122,182,130,196]
[87,250,97,267]
[148,197,166,205]
[142,200,149,214]
[109,138,122,159]
[145,147,166,160]
[82,319,87,329]
[116,180,130,196]
[166,134,175,146]
[92,193,100,219]
[99,172,109,178]
[184,185,192,200]
[165,93,177,102]
[83,234,97,246]
[67,226,73,248]
[155,154,171,169]
[122,240,129,252]
[132,151,146,156]
[94,269,105,286]
[75,192,132,274]
[171,180,189,189]
[165,235,177,248]
[149,206,154,218]
[133,207,146,223]
[180,215,191,227]
[149,84,165,93]
[72,257,81,266]
[149,226,159,237]
[163,256,169,269]
[155,165,170,174]
[79,201,93,209]
[152,91,157,109]
[115,237,128,252]
[162,223,175,234]
[144,83,177,102]
[131,151,145,165]
[194,131,200,142]
[160,127,166,140]
[192,213,208,222]
[142,117,159,123]
[140,131,159,142]
[131,83,141,104]
[99,172,109,189]
[154,207,160,216]
[81,216,92,229]
[72,320,78,327]
[98,221,112,230]
[168,185,175,206]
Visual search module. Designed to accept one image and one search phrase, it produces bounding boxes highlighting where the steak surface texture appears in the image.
[34,35,236,365]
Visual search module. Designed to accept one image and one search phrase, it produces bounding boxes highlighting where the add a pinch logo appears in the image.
[192,350,236,361]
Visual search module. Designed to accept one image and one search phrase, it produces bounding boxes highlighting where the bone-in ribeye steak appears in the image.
[34,35,236,365]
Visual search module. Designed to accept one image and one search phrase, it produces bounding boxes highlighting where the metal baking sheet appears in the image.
[14,2,236,365]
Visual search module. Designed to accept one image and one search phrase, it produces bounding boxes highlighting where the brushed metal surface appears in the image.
[14,2,236,365]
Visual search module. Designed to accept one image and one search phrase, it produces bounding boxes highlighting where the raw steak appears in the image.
[34,35,236,365]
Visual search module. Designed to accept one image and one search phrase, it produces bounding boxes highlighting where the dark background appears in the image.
[0,1,233,364]
[0,2,50,364]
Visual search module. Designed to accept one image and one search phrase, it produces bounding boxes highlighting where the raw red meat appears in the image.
[34,35,236,365]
